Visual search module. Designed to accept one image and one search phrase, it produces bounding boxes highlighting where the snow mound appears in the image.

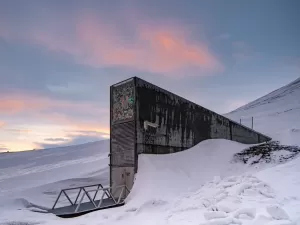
[165,173,294,225]
[126,139,254,205]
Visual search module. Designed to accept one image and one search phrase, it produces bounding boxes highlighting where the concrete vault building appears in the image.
[109,77,271,196]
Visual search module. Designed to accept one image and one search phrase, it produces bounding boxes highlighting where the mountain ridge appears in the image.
[227,77,300,114]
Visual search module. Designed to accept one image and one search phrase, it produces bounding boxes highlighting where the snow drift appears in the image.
[127,140,255,205]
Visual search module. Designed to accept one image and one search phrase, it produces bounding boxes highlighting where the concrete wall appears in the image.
[109,77,271,194]
[135,77,271,154]
[110,78,136,197]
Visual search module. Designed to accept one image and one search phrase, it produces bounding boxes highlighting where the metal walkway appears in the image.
[48,183,130,218]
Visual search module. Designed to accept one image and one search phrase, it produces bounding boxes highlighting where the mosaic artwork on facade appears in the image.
[112,82,134,123]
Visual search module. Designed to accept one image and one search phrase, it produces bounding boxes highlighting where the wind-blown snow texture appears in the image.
[1,77,300,225]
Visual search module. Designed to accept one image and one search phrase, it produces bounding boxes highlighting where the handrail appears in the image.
[52,184,130,213]
[59,183,105,191]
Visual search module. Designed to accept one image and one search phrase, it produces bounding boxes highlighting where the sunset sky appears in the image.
[0,0,299,152]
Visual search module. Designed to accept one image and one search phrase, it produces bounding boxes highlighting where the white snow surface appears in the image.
[1,77,300,225]
[225,77,300,146]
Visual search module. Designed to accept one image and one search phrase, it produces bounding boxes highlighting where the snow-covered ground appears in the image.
[1,77,300,225]
[225,77,300,146]
[0,141,110,211]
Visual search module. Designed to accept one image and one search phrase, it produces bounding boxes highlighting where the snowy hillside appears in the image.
[1,78,300,225]
[225,77,300,146]
[0,141,109,209]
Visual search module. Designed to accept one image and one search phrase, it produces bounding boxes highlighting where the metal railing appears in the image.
[52,184,130,213]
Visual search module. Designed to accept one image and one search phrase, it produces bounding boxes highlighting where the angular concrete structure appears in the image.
[109,77,271,195]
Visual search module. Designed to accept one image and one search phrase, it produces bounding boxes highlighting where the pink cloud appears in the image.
[0,96,46,114]
[35,112,110,136]
[0,92,109,133]
[0,93,110,150]
[0,121,5,128]
[0,93,107,116]
[28,14,222,77]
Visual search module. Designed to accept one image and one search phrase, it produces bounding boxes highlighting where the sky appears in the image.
[0,0,299,152]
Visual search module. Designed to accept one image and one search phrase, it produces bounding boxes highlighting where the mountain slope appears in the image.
[0,140,109,208]
[229,77,300,115]
[225,77,300,146]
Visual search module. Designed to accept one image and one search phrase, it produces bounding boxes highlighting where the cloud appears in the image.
[10,142,40,151]
[0,121,5,128]
[37,130,107,149]
[5,12,222,77]
[64,134,106,146]
[0,93,108,116]
[35,111,110,135]
[0,91,110,152]
[44,137,69,142]
[0,144,9,152]
[0,142,38,152]
[0,148,9,152]
[0,95,47,114]
[73,130,110,137]
[6,128,32,134]
[0,9,224,151]
[80,18,221,75]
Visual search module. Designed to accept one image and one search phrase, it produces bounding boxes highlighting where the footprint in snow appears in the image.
[125,207,138,212]
[266,205,290,220]
[233,208,256,220]
[266,220,296,225]
[204,211,228,220]
[200,216,242,225]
